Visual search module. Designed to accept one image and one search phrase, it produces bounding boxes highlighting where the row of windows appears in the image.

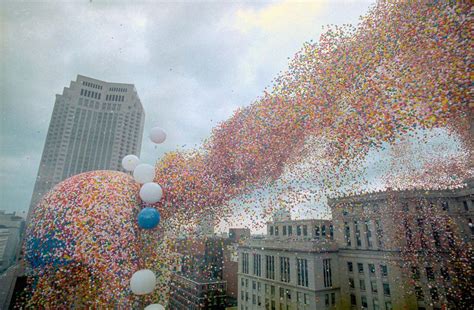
[78,98,122,111]
[406,200,471,213]
[106,94,125,102]
[351,294,392,310]
[109,87,127,92]
[242,253,332,288]
[269,224,334,239]
[82,80,102,90]
[349,277,391,295]
[347,262,388,277]
[240,279,336,309]
[344,220,382,248]
[80,88,101,100]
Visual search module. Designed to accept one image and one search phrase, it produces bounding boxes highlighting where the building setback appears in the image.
[28,75,145,214]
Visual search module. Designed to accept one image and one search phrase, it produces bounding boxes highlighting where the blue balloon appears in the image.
[138,208,160,229]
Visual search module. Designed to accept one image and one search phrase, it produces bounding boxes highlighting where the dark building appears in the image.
[168,272,228,310]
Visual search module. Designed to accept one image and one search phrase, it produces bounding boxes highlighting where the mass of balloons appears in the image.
[24,1,472,308]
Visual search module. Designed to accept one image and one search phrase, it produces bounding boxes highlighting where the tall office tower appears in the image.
[29,75,145,213]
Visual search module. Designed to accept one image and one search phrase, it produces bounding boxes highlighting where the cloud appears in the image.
[0,0,373,216]
[234,0,326,34]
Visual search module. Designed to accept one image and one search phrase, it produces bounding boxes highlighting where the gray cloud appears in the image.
[0,0,373,215]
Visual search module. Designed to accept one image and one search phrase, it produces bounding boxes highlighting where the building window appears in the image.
[347,261,353,272]
[331,292,335,305]
[358,263,364,274]
[415,286,424,300]
[369,264,376,275]
[383,283,391,296]
[354,221,362,246]
[365,220,373,248]
[385,301,392,310]
[329,225,334,239]
[412,267,420,280]
[283,226,287,235]
[430,287,439,301]
[373,298,379,310]
[266,255,275,280]
[350,294,356,306]
[380,265,388,277]
[297,225,302,236]
[325,294,329,306]
[303,225,308,236]
[371,280,377,293]
[323,259,332,287]
[288,225,292,235]
[441,267,450,280]
[349,278,355,289]
[270,226,274,235]
[242,253,249,274]
[252,281,256,290]
[297,258,308,287]
[360,279,366,291]
[253,254,261,277]
[375,220,383,248]
[344,222,352,246]
[275,226,279,236]
[442,201,449,211]
[280,257,290,283]
[321,225,326,237]
[463,201,469,211]
[315,226,320,239]
[361,296,368,308]
[425,267,434,281]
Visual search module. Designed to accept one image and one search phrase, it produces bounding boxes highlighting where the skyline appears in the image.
[1,1,373,215]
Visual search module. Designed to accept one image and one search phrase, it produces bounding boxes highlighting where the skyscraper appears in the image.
[29,75,145,212]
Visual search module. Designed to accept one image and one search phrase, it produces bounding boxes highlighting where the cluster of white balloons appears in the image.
[121,130,167,204]
[121,127,167,308]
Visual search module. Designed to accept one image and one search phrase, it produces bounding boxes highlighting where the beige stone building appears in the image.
[329,178,473,310]
[238,218,340,310]
[237,179,473,310]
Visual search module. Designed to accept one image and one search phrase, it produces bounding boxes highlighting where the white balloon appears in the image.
[122,155,140,172]
[133,164,155,184]
[144,304,165,310]
[140,182,163,204]
[149,127,167,144]
[130,269,156,295]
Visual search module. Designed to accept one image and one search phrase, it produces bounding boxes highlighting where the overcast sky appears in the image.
[0,0,374,216]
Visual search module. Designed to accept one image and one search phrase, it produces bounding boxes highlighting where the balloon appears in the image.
[130,269,156,295]
[144,304,165,310]
[121,155,140,172]
[133,164,155,184]
[149,127,167,144]
[139,182,163,204]
[137,207,160,229]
